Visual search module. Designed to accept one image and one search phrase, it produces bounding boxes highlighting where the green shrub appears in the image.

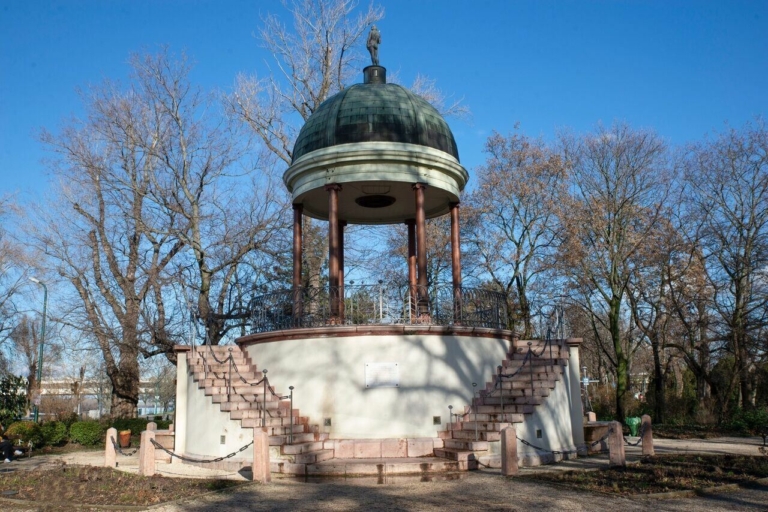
[4,421,44,447]
[69,421,105,446]
[727,407,768,434]
[110,418,148,434]
[41,420,68,446]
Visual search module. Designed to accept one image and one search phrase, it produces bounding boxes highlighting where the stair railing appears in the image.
[195,344,297,439]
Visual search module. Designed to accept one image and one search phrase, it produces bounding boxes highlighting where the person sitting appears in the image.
[0,434,25,462]
[0,434,14,463]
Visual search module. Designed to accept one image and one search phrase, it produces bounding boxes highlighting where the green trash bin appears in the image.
[626,417,641,437]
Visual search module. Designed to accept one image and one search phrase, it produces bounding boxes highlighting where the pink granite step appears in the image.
[281,441,325,455]
[442,439,489,451]
[293,449,334,464]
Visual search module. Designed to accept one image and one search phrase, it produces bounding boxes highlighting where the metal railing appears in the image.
[246,283,508,333]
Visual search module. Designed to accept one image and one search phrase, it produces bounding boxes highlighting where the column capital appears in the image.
[449,201,460,208]
[412,182,427,191]
[292,203,303,211]
[325,183,343,192]
[339,220,348,227]
[565,337,583,348]
[404,218,416,226]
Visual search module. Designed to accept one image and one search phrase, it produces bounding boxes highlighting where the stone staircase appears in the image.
[435,339,568,469]
[186,346,334,469]
[185,339,569,474]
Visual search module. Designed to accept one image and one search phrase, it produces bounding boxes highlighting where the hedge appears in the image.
[69,421,106,446]
[41,420,68,446]
[4,421,44,447]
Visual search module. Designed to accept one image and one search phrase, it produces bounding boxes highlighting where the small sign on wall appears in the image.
[365,362,399,388]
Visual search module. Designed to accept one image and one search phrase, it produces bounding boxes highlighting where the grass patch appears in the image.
[0,464,243,507]
[523,455,768,495]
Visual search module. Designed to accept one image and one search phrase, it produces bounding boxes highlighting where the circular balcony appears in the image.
[246,283,508,334]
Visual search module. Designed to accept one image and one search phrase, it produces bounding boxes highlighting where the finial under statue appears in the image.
[367,25,381,66]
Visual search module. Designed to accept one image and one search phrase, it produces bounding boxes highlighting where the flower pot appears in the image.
[118,430,131,448]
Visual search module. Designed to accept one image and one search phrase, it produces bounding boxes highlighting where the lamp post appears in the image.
[29,277,47,423]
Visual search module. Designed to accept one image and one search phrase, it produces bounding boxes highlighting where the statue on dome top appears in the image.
[367,25,381,66]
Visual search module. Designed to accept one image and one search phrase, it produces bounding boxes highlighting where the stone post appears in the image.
[608,421,626,467]
[501,426,518,476]
[565,338,585,447]
[139,430,156,476]
[252,428,271,483]
[641,414,654,456]
[105,427,117,468]
[147,422,157,432]
[586,411,597,422]
[173,346,189,465]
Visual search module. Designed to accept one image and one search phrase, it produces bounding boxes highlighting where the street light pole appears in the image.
[29,277,47,423]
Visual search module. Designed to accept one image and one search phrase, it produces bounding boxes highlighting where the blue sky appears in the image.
[1,0,767,199]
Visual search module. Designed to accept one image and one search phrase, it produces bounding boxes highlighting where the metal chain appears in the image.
[623,423,646,446]
[149,438,254,464]
[515,427,614,456]
[110,436,140,457]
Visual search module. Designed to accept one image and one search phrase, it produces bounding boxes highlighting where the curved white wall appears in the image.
[244,334,509,438]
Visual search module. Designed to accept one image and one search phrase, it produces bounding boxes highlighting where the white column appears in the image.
[565,338,585,447]
[173,347,189,464]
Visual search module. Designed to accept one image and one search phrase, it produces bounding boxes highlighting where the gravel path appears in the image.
[149,470,768,511]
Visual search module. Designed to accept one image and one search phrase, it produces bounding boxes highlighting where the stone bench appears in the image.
[583,421,612,454]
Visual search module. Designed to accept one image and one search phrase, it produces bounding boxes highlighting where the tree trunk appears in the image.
[650,334,665,423]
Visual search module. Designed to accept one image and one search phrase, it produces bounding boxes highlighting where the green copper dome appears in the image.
[291,67,459,163]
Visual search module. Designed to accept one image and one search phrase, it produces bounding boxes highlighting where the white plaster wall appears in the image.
[512,364,576,464]
[184,366,253,462]
[245,334,508,438]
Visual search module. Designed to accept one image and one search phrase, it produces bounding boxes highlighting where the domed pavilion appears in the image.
[173,35,585,476]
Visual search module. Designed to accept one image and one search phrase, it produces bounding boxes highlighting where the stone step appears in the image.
[204,385,271,395]
[459,421,513,432]
[450,430,500,442]
[488,380,557,390]
[242,420,305,434]
[434,448,481,465]
[269,433,315,445]
[502,358,567,368]
[302,457,466,476]
[220,400,280,411]
[281,441,325,455]
[509,347,568,358]
[501,361,564,373]
[443,439,489,451]
[480,383,554,403]
[228,408,295,420]
[511,339,567,348]
[211,394,276,404]
[474,404,535,415]
[230,414,303,426]
[480,396,543,406]
[192,373,262,384]
[462,412,525,422]
[294,449,335,465]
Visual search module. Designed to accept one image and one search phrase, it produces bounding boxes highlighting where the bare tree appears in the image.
[465,130,566,336]
[125,53,288,351]
[557,122,671,421]
[35,57,185,417]
[229,0,384,166]
[0,197,27,352]
[682,120,768,410]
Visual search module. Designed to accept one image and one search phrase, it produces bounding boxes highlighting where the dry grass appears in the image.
[523,454,768,495]
[0,463,242,507]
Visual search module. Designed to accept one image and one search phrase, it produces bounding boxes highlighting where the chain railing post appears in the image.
[289,386,294,445]
[262,369,268,428]
[498,365,504,419]
[448,405,453,432]
[472,382,478,442]
[228,348,233,402]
